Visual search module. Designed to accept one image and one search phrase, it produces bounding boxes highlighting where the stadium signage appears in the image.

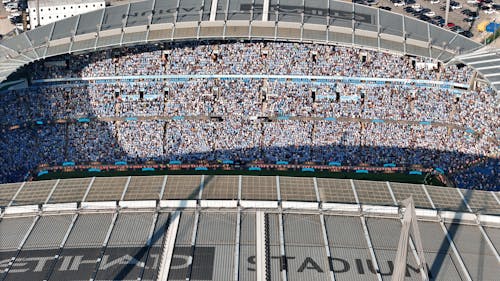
[1,247,425,279]
[240,4,373,24]
[246,255,423,277]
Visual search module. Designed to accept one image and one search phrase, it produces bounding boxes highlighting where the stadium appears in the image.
[0,0,499,280]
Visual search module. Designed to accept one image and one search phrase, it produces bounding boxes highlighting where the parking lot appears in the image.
[374,0,500,42]
[0,1,16,37]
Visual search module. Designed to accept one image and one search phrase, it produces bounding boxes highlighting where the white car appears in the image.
[424,11,436,17]
[484,9,496,14]
[5,2,17,10]
[430,0,440,3]
[466,0,478,3]
[451,4,462,9]
[411,4,422,9]
[393,1,405,7]
[2,0,12,4]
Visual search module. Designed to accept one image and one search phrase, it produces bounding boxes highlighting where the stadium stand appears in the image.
[1,42,497,189]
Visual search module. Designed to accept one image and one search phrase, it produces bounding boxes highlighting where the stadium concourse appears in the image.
[0,175,499,281]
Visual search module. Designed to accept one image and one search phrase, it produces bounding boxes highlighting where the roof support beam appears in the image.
[352,3,355,46]
[210,0,218,21]
[377,8,381,52]
[492,192,500,205]
[256,211,267,280]
[475,64,500,70]
[278,211,288,281]
[386,181,397,205]
[185,209,200,280]
[393,198,429,281]
[91,211,119,280]
[157,211,180,281]
[421,184,437,209]
[81,177,96,202]
[403,17,408,55]
[138,212,160,279]
[437,221,473,281]
[350,179,360,205]
[120,4,132,46]
[69,15,81,53]
[94,9,106,50]
[43,23,56,58]
[466,58,500,67]
[198,175,205,200]
[44,178,60,204]
[427,21,432,58]
[233,208,241,281]
[158,175,168,200]
[263,0,270,21]
[320,214,336,281]
[7,182,26,207]
[360,216,383,281]
[459,51,500,61]
[120,176,132,201]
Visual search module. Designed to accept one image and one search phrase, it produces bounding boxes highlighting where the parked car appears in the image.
[419,15,431,21]
[451,4,462,9]
[430,0,440,3]
[393,1,405,7]
[5,2,18,11]
[484,8,496,14]
[379,6,392,11]
[424,11,436,17]
[459,31,473,38]
[404,6,414,12]
[447,22,456,28]
[366,0,379,5]
[451,26,464,32]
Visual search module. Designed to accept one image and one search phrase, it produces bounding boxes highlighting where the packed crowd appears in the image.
[32,42,473,83]
[2,80,497,140]
[0,42,497,190]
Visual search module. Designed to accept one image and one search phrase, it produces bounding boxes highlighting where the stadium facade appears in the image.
[2,0,500,91]
[0,175,499,281]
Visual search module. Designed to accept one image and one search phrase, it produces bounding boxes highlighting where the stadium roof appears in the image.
[1,175,499,215]
[0,175,499,281]
[451,46,500,92]
[0,0,484,84]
